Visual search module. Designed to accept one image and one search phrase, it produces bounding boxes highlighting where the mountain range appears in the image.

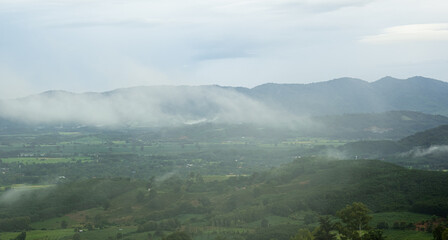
[245,76,448,116]
[1,76,448,127]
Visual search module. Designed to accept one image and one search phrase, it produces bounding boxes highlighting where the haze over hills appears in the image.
[3,77,448,240]
[1,76,448,128]
[326,123,448,170]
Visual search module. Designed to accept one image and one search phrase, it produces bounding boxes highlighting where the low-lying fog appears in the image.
[0,86,314,129]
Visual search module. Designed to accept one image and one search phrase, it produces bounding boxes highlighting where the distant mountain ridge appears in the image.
[245,76,448,116]
[1,76,448,127]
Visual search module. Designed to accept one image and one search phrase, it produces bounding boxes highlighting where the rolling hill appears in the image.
[399,124,448,147]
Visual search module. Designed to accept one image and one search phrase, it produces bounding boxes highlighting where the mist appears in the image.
[0,85,311,128]
[0,185,52,206]
[0,188,27,205]
[401,145,448,158]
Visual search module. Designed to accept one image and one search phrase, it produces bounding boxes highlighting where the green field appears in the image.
[10,184,54,189]
[382,229,432,240]
[1,124,448,240]
[1,157,92,164]
[371,212,432,227]
[0,229,74,240]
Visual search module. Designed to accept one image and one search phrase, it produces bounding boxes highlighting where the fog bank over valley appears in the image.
[1,76,448,133]
[0,85,304,128]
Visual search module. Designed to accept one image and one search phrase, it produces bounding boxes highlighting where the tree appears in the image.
[148,189,158,200]
[392,222,400,230]
[163,231,192,240]
[376,222,388,230]
[304,214,316,225]
[102,200,111,210]
[361,229,385,240]
[14,232,26,240]
[253,187,262,197]
[442,228,448,240]
[136,191,145,202]
[72,233,81,240]
[214,236,228,240]
[291,229,314,240]
[195,173,204,183]
[337,202,372,239]
[86,223,93,231]
[314,216,336,240]
[261,218,269,228]
[0,217,31,232]
[61,220,68,229]
[433,225,445,240]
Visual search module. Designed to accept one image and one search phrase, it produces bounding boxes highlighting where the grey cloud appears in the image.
[0,86,310,128]
[2,0,448,91]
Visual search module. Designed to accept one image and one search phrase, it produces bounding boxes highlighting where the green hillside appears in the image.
[248,76,448,116]
[1,158,446,239]
[336,124,448,170]
[313,111,448,139]
[399,124,448,147]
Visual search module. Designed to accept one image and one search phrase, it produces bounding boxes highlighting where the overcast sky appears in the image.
[1,0,448,98]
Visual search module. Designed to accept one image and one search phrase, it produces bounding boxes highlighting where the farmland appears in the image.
[1,124,448,240]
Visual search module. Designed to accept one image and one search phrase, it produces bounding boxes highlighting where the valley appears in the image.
[1,119,448,239]
[2,78,448,240]
[2,0,448,237]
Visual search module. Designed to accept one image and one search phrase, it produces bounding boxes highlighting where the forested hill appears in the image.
[2,158,448,235]
[399,124,448,147]
[341,123,448,156]
[245,76,448,116]
[337,123,448,170]
[312,111,448,139]
[1,76,448,128]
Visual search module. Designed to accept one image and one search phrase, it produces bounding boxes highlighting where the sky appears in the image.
[1,0,448,99]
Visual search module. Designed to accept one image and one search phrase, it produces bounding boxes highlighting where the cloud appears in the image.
[0,86,307,128]
[361,23,448,44]
[400,145,448,158]
[0,188,29,205]
[1,0,448,90]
